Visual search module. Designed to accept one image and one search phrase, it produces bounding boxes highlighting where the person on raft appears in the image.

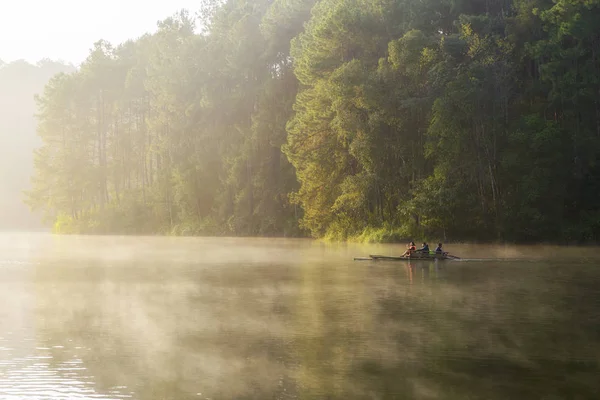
[402,241,416,256]
[417,242,430,253]
[434,243,443,254]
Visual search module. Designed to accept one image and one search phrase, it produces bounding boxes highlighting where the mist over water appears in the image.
[0,233,599,399]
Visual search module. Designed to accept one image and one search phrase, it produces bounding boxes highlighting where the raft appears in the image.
[354,252,458,261]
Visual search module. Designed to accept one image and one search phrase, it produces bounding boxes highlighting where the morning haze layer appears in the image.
[0,59,73,230]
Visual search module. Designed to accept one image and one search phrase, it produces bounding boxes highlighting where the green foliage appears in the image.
[25,0,600,243]
[352,223,418,244]
[27,1,311,238]
[0,60,73,230]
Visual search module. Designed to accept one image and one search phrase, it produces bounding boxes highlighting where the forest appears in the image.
[26,0,600,243]
[0,59,73,230]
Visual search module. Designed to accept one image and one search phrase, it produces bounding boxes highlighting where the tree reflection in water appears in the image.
[27,258,600,400]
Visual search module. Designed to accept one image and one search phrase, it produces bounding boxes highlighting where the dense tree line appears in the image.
[0,59,73,230]
[26,0,600,243]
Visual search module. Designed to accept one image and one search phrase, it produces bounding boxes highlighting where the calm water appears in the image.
[1,233,599,399]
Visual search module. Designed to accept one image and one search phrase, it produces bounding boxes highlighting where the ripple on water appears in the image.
[0,346,134,399]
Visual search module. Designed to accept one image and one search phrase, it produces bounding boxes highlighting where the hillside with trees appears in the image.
[26,0,600,243]
[0,59,74,230]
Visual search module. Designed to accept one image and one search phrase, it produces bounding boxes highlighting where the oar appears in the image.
[445,253,460,260]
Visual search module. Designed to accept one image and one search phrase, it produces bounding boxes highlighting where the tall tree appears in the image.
[0,59,74,230]
[25,0,600,243]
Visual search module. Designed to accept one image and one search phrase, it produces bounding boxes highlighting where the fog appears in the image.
[0,1,201,233]
[1,233,599,399]
[1,1,203,65]
[0,60,73,231]
[2,0,599,398]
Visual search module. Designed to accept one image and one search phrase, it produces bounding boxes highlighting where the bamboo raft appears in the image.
[354,252,459,261]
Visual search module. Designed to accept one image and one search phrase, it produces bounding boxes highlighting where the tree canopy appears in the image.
[25,0,600,243]
[0,59,74,230]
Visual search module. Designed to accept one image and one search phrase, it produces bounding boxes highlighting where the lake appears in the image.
[1,232,599,399]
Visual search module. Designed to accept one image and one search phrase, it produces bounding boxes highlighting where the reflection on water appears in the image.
[0,233,599,399]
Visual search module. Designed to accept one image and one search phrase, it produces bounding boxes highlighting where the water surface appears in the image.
[1,233,599,399]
